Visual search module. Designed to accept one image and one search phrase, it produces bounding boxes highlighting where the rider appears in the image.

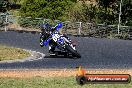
[40,23,57,54]
[40,23,74,55]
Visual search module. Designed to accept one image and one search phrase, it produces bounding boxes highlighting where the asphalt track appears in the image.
[0,31,132,69]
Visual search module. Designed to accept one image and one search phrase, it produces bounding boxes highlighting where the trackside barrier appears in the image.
[0,14,132,39]
[0,13,9,31]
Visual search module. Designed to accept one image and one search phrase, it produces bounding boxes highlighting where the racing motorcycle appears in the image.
[40,22,81,58]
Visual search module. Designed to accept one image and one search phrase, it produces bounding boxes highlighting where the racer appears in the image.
[40,23,56,54]
[40,23,75,55]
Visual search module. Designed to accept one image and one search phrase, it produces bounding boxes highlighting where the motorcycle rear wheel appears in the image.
[66,45,81,58]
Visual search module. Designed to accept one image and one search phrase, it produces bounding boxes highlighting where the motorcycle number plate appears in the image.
[52,34,60,42]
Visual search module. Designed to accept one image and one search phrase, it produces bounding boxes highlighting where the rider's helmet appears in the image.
[40,23,52,33]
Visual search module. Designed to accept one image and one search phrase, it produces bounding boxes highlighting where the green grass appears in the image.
[0,77,131,88]
[0,45,30,61]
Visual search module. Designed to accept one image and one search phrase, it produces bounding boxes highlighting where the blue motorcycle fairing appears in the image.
[57,37,64,44]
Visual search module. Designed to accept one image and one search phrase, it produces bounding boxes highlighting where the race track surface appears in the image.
[0,31,132,69]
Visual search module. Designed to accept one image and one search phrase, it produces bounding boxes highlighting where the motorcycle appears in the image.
[40,22,81,58]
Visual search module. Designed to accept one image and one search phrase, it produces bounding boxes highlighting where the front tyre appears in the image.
[66,45,81,58]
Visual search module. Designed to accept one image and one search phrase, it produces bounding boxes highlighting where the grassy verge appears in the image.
[0,77,131,88]
[0,45,30,61]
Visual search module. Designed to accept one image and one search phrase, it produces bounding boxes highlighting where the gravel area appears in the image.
[0,69,132,78]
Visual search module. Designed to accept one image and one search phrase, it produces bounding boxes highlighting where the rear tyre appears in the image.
[66,45,81,58]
